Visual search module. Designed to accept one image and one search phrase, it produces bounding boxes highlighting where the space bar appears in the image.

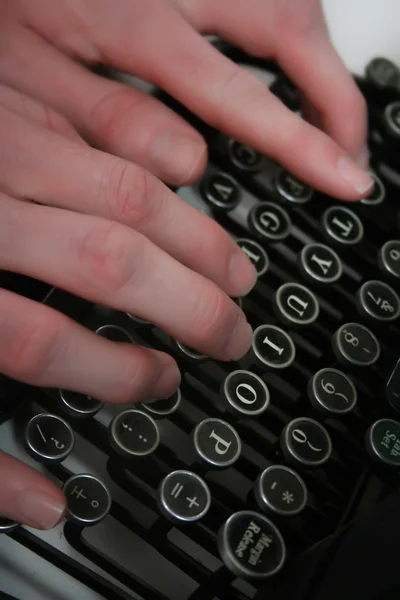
[81,516,198,600]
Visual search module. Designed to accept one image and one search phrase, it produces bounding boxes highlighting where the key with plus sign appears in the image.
[186,496,200,509]
[158,470,211,523]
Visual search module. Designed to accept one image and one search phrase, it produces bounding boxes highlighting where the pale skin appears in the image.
[0,0,373,529]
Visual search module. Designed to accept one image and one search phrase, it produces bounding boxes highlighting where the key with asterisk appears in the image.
[282,491,294,504]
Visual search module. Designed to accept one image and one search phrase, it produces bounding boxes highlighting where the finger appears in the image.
[269,0,368,161]
[78,0,373,199]
[0,106,256,299]
[0,197,252,361]
[0,83,84,143]
[0,27,206,186]
[0,287,180,403]
[0,450,66,530]
[173,0,368,162]
[1,5,372,200]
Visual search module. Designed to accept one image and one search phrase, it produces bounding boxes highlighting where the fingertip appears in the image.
[0,451,66,530]
[228,249,258,297]
[152,363,182,399]
[17,489,66,530]
[337,155,374,199]
[147,131,207,185]
[151,351,181,399]
[356,144,370,170]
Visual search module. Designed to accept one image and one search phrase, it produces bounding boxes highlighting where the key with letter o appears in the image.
[222,370,270,417]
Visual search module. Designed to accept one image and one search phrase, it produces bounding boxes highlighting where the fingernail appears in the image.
[153,364,181,399]
[337,155,374,195]
[356,144,370,169]
[18,491,65,530]
[148,132,207,184]
[229,250,258,296]
[226,317,253,361]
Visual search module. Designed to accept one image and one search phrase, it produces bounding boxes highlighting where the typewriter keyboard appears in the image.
[2,48,400,600]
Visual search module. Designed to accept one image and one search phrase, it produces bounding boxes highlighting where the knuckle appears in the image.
[0,299,63,383]
[103,158,159,231]
[274,0,322,38]
[185,218,231,268]
[216,66,270,128]
[76,220,139,295]
[219,66,250,104]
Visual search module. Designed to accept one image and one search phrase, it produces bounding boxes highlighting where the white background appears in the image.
[323,0,400,75]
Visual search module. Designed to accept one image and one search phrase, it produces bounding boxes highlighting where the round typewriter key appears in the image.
[59,389,104,417]
[332,322,381,367]
[281,417,332,467]
[96,324,134,343]
[357,280,400,322]
[175,341,207,361]
[361,172,385,206]
[193,418,241,468]
[223,370,270,417]
[322,206,364,246]
[299,243,342,284]
[366,57,400,89]
[109,409,160,457]
[236,239,269,277]
[255,465,307,517]
[248,202,291,243]
[308,368,357,415]
[0,518,19,533]
[126,313,151,326]
[64,474,111,525]
[227,139,264,173]
[379,240,400,279]
[143,388,181,417]
[217,511,286,580]
[274,283,319,326]
[202,172,240,211]
[158,470,211,523]
[276,169,313,204]
[24,414,74,463]
[386,358,400,413]
[383,101,400,139]
[252,325,296,369]
[366,419,400,466]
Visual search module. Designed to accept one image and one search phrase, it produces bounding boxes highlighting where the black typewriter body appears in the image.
[2,43,400,600]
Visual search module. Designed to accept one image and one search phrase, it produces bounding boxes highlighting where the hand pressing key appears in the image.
[0,0,372,530]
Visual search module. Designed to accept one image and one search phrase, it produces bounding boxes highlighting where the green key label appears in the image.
[373,420,400,465]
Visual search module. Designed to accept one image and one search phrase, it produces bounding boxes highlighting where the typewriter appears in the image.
[2,40,400,600]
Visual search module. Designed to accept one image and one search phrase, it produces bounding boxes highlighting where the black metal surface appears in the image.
[2,46,400,600]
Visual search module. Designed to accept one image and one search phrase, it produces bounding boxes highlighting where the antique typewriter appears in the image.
[2,41,400,600]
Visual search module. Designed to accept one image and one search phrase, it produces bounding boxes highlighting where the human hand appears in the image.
[0,0,373,530]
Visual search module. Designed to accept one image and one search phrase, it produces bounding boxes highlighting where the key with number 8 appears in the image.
[332,323,381,367]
